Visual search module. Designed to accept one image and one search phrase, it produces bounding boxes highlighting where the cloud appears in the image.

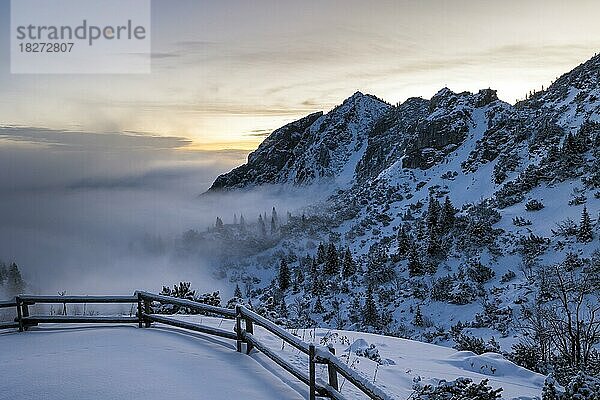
[0,126,192,150]
[245,129,273,137]
[0,127,256,296]
[0,126,320,299]
[66,167,201,191]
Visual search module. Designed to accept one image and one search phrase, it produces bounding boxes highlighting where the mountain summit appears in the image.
[207,92,389,192]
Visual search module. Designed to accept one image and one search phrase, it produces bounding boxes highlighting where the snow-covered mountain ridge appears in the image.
[209,91,390,192]
[210,54,600,194]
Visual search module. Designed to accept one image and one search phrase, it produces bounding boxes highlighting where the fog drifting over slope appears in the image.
[0,127,311,297]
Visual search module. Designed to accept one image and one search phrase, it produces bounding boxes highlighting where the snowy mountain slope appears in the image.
[282,92,390,188]
[355,96,429,184]
[182,53,600,394]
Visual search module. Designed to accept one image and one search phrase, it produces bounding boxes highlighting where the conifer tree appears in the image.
[366,246,394,285]
[541,376,562,400]
[413,305,424,327]
[312,276,325,296]
[363,286,379,328]
[310,258,318,278]
[294,267,304,287]
[0,262,6,287]
[342,248,357,278]
[578,206,594,243]
[233,214,238,225]
[278,259,291,292]
[310,259,324,295]
[427,230,443,259]
[270,207,279,234]
[397,225,414,258]
[258,214,267,237]
[7,263,25,296]
[316,243,327,264]
[426,195,441,233]
[415,219,427,242]
[425,195,445,259]
[278,299,288,319]
[234,284,243,299]
[239,214,246,230]
[348,294,362,324]
[564,372,596,399]
[313,296,325,313]
[408,247,424,276]
[324,243,340,275]
[439,196,457,232]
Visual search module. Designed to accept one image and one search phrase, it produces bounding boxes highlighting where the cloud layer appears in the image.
[0,127,249,295]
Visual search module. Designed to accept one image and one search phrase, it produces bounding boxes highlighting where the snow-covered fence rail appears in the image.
[13,294,140,331]
[1,292,392,400]
[0,299,19,330]
[136,291,237,340]
[236,305,393,400]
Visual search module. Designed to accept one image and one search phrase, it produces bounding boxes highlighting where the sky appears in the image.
[0,0,599,149]
[0,0,599,296]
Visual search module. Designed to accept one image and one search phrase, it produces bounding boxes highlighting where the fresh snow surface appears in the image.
[0,324,305,400]
[0,318,545,399]
[165,317,544,399]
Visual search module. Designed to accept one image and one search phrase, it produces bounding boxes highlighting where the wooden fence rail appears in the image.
[0,292,393,400]
[0,299,19,330]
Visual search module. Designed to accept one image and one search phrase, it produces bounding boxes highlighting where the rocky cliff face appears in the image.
[208,92,389,192]
[208,112,323,191]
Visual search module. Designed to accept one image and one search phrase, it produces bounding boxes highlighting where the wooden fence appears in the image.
[0,292,393,400]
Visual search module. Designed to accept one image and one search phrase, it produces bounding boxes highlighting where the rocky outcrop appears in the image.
[208,112,323,191]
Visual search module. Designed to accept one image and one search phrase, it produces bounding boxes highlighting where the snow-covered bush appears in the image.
[466,259,496,284]
[453,334,500,355]
[525,199,545,211]
[512,216,532,226]
[563,371,600,399]
[355,343,382,364]
[473,303,512,334]
[412,377,502,400]
[500,270,516,283]
[506,342,543,373]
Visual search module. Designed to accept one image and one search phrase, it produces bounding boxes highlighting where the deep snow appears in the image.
[0,319,543,399]
[0,324,305,400]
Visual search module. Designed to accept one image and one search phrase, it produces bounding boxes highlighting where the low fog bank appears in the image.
[0,127,315,298]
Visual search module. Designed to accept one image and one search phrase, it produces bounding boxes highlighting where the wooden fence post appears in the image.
[327,345,339,391]
[245,317,254,354]
[15,296,23,332]
[21,300,30,331]
[144,299,151,328]
[309,344,316,400]
[235,305,242,353]
[137,293,143,328]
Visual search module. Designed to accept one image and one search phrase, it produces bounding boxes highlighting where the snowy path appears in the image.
[0,325,305,400]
